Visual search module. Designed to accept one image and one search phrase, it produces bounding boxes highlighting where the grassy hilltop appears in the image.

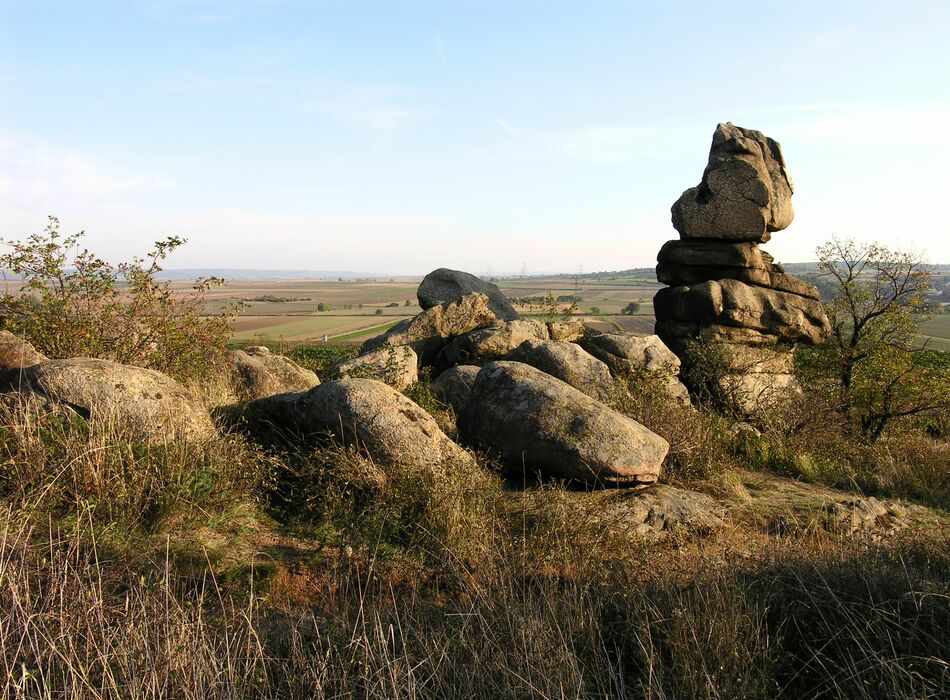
[0,226,948,699]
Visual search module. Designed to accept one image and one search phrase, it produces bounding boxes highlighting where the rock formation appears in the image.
[655,123,830,415]
[417,268,520,320]
[229,345,319,400]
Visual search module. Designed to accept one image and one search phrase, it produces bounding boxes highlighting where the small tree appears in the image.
[621,302,641,315]
[0,217,237,380]
[805,237,950,441]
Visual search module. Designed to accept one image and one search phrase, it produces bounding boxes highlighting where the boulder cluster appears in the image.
[294,268,691,486]
[654,123,831,414]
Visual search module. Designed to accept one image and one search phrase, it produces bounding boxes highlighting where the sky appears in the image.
[1,0,949,275]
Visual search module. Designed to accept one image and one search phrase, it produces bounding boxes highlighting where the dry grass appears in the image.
[0,364,948,698]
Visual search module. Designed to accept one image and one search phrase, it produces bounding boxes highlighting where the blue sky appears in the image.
[2,0,949,274]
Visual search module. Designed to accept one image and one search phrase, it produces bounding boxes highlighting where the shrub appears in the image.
[0,217,237,381]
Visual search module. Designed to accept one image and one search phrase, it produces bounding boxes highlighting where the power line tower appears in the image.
[520,261,527,278]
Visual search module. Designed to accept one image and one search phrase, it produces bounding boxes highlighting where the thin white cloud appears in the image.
[551,125,672,163]
[298,84,434,133]
[495,118,522,136]
[0,137,170,205]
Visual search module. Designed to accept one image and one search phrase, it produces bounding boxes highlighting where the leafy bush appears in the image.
[0,217,237,380]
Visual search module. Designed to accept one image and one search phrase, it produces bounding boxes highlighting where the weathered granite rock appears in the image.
[229,346,319,400]
[504,339,614,401]
[430,365,480,414]
[546,319,586,342]
[417,268,520,321]
[11,358,214,442]
[336,345,418,390]
[436,319,549,368]
[656,240,820,300]
[361,292,497,363]
[0,331,47,371]
[671,122,794,242]
[654,279,830,346]
[580,332,690,401]
[247,379,474,473]
[458,361,668,484]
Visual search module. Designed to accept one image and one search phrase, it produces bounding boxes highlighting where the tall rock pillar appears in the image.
[653,123,830,415]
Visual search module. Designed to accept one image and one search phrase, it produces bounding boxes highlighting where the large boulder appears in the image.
[503,339,614,401]
[653,279,830,345]
[430,365,480,414]
[335,345,418,390]
[581,332,690,401]
[361,292,497,363]
[436,319,548,368]
[458,362,668,484]
[229,346,319,400]
[417,268,520,321]
[671,123,794,242]
[246,378,474,474]
[10,358,214,442]
[0,331,47,372]
[546,320,586,342]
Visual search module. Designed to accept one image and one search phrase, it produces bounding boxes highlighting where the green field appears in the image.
[921,314,950,351]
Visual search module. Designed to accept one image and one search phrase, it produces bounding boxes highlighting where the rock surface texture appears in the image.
[248,378,474,474]
[10,358,214,442]
[581,332,690,402]
[335,345,418,390]
[0,331,48,372]
[229,346,319,400]
[503,339,614,401]
[417,268,520,321]
[656,123,830,416]
[458,361,668,485]
[430,365,480,414]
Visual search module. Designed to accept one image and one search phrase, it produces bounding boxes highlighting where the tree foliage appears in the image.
[801,238,950,441]
[0,217,237,380]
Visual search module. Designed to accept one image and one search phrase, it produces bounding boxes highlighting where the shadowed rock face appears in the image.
[417,268,520,321]
[436,319,549,368]
[431,365,480,414]
[0,332,47,371]
[458,361,668,485]
[671,123,794,242]
[229,346,319,400]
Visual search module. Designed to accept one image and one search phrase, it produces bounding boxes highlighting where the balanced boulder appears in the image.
[671,122,794,242]
[417,268,520,320]
[458,361,668,484]
[11,358,214,442]
[229,346,319,400]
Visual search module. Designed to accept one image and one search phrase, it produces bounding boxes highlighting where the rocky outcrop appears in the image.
[361,292,497,364]
[229,346,319,400]
[503,339,614,401]
[655,124,830,415]
[335,345,418,390]
[581,332,690,402]
[458,361,668,485]
[430,365,479,414]
[417,268,520,321]
[671,123,794,243]
[436,319,549,368]
[546,320,585,342]
[8,358,214,442]
[0,331,47,372]
[247,379,474,474]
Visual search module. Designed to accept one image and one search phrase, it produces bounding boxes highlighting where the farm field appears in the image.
[921,314,950,352]
[182,273,664,342]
